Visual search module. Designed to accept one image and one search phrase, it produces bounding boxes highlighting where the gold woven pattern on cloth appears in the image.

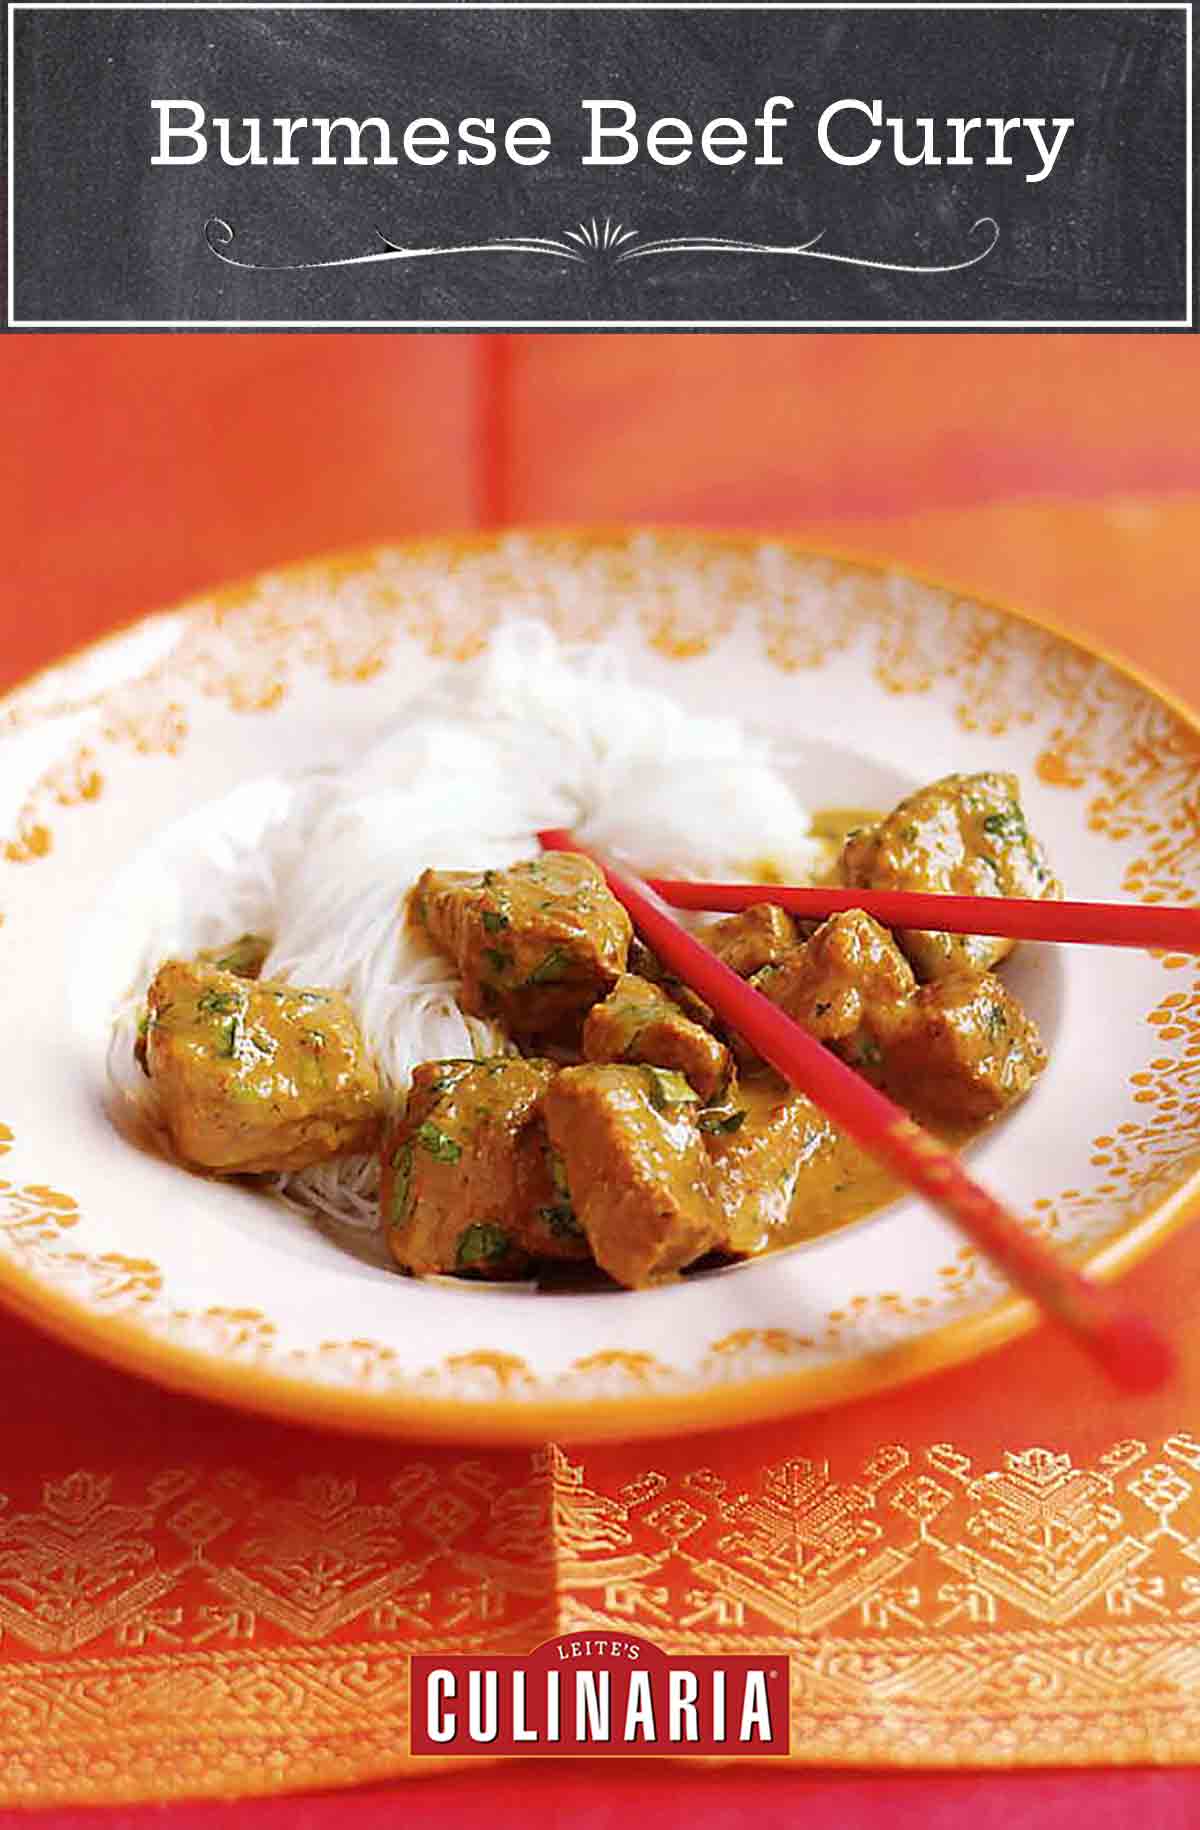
[5,1437,1200,1800]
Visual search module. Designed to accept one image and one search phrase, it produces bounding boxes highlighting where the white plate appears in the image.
[1,530,1197,1441]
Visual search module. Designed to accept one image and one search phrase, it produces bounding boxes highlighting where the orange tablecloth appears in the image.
[4,334,1200,1807]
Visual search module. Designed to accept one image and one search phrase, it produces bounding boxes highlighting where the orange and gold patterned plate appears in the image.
[0,530,1197,1442]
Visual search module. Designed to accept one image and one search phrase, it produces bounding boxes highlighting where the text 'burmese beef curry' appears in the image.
[137,772,1059,1289]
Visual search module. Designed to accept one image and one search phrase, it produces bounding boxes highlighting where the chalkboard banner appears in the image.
[6,3,1193,328]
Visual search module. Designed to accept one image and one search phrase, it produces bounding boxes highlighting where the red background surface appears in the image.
[3,331,1200,1828]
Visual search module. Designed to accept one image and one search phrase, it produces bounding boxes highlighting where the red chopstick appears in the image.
[539,829,1174,1394]
[650,880,1200,953]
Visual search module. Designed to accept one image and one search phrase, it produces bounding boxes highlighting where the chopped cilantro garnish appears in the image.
[698,1108,748,1135]
[982,807,1027,841]
[209,934,270,978]
[615,1002,665,1048]
[456,1223,511,1268]
[642,1066,698,1110]
[481,909,509,934]
[197,989,240,1018]
[416,1121,462,1164]
[527,946,572,985]
[537,1202,583,1240]
[388,1142,414,1226]
[547,1148,571,1199]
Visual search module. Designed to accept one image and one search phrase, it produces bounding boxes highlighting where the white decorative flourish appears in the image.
[203,214,1000,279]
[204,218,587,269]
[615,217,1000,275]
[565,215,639,252]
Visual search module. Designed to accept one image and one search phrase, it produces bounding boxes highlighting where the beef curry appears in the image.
[136,771,1057,1290]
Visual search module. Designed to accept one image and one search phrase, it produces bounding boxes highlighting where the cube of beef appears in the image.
[706,903,798,978]
[753,909,916,1075]
[583,973,733,1102]
[628,938,715,1029]
[543,1065,722,1287]
[381,1057,589,1278]
[144,958,382,1174]
[841,772,1060,980]
[412,853,631,1038]
[883,972,1048,1124]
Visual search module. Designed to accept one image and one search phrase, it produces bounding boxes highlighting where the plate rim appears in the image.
[2,523,1197,1444]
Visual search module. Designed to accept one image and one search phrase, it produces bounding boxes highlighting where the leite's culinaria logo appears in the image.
[410,1634,790,1757]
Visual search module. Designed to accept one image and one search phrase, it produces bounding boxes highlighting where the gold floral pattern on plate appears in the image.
[0,531,1198,1435]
